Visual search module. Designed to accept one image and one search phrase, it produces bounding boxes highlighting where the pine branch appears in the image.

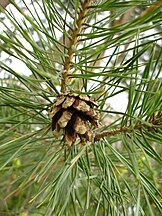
[1,1,162,214]
[61,0,92,93]
[95,111,162,141]
[0,0,9,9]
[140,0,162,17]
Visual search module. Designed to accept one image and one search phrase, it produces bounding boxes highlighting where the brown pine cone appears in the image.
[49,93,99,146]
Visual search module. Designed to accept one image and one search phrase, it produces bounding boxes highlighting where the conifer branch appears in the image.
[61,0,92,93]
[0,0,9,9]
[95,112,162,141]
[140,0,162,17]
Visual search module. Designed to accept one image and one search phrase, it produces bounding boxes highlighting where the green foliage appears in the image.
[0,0,162,215]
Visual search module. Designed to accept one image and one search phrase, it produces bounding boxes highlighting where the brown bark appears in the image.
[0,0,10,8]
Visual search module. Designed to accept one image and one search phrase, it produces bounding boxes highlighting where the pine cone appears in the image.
[49,93,99,146]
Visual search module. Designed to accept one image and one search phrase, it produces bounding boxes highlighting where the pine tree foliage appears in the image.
[0,0,162,215]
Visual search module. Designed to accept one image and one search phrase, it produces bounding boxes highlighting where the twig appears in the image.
[140,0,162,17]
[61,0,92,93]
[0,0,9,9]
[95,113,162,141]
